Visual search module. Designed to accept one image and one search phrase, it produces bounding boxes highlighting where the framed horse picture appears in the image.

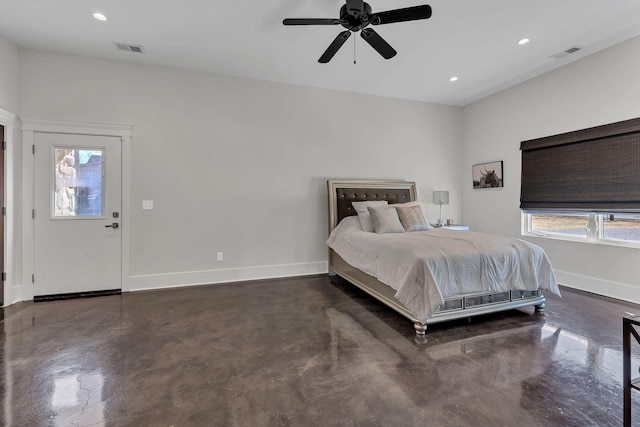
[473,160,503,189]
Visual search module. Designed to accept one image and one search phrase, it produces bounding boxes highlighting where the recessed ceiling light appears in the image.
[93,12,107,21]
[449,76,458,82]
[518,38,530,45]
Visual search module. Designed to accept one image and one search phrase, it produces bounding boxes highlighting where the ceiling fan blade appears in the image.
[319,31,352,63]
[283,18,342,25]
[370,5,432,25]
[360,28,397,59]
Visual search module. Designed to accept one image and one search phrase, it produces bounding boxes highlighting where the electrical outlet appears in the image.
[217,252,223,262]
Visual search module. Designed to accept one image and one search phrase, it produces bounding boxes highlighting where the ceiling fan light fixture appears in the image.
[449,76,458,82]
[518,38,530,45]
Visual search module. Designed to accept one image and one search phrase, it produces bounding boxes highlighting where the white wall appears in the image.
[0,36,18,112]
[18,49,462,292]
[462,36,640,302]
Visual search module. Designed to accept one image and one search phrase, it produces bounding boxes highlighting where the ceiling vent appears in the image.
[113,42,145,54]
[550,46,582,59]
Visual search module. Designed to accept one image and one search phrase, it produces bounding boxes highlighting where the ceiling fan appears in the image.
[283,0,432,63]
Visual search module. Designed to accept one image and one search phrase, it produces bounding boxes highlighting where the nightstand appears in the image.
[441,225,469,231]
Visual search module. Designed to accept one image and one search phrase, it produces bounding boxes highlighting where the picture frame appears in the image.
[473,160,503,189]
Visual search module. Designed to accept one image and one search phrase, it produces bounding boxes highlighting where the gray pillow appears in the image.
[352,201,389,232]
[367,206,405,234]
[396,205,432,232]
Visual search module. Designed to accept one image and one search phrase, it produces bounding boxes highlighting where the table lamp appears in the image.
[433,190,449,226]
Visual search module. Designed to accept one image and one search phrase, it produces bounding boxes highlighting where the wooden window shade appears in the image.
[520,117,640,211]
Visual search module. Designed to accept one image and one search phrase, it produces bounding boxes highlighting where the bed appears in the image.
[326,179,560,335]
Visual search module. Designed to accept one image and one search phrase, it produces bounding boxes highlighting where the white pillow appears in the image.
[367,206,405,234]
[351,201,388,232]
[395,205,433,232]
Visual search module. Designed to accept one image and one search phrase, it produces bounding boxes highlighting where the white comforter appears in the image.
[326,216,560,322]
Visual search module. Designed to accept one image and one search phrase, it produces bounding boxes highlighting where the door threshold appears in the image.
[34,289,121,302]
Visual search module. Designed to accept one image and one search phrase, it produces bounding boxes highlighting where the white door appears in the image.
[33,132,122,296]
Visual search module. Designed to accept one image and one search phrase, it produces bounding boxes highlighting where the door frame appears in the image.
[22,119,132,301]
[1,123,4,306]
[0,108,16,307]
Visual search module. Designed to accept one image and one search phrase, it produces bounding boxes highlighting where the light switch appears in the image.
[142,200,154,210]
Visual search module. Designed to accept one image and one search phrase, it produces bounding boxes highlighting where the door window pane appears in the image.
[54,148,104,217]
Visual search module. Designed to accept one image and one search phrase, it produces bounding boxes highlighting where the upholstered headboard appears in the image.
[327,180,417,232]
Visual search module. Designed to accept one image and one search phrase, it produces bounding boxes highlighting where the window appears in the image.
[529,213,589,239]
[602,213,640,243]
[520,117,640,247]
[53,147,104,218]
[523,212,640,246]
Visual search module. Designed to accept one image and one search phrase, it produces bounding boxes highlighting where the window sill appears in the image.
[522,231,640,250]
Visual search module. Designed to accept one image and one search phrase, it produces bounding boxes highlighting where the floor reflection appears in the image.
[51,370,105,427]
[326,305,560,415]
[324,290,640,426]
[540,322,640,385]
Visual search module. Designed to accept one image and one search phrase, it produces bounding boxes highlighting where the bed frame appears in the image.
[327,179,546,336]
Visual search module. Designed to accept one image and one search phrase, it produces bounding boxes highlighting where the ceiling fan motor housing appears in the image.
[340,2,374,31]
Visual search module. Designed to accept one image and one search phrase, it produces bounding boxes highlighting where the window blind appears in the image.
[520,117,640,211]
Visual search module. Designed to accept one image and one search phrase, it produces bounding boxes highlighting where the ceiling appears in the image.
[1,0,640,106]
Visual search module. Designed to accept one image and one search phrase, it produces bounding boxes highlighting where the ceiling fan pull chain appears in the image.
[354,34,357,64]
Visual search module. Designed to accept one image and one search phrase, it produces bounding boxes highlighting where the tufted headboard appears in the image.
[327,180,417,232]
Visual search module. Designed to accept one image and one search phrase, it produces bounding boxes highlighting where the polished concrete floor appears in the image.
[2,275,640,426]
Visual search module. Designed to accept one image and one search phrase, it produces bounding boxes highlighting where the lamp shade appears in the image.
[433,191,449,205]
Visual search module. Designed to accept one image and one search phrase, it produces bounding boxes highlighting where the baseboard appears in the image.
[554,269,640,305]
[127,261,328,292]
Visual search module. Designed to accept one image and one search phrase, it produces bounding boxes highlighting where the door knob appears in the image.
[105,223,119,229]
